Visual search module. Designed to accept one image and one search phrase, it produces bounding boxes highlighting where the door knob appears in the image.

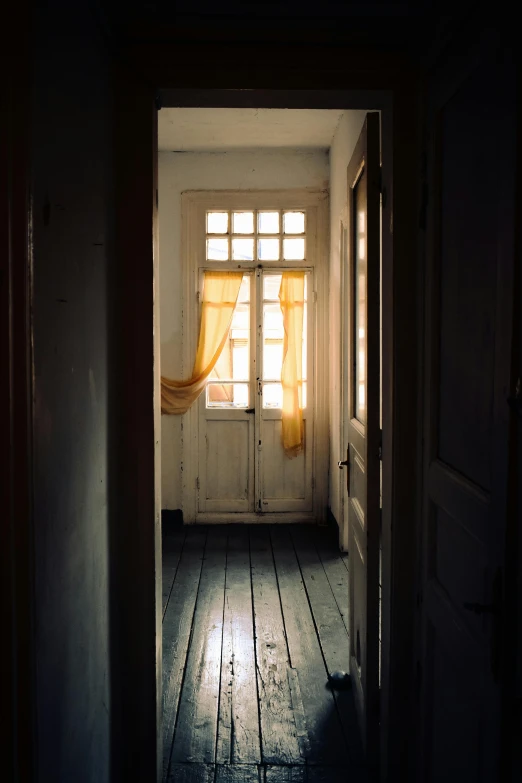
[338,460,349,469]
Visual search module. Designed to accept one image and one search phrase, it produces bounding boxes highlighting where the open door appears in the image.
[339,112,381,760]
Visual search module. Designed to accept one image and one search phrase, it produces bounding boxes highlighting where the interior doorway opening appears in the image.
[156,98,391,781]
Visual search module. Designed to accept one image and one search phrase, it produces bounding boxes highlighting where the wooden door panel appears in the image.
[260,419,311,512]
[199,417,254,513]
[419,37,517,782]
[437,66,498,492]
[428,460,489,543]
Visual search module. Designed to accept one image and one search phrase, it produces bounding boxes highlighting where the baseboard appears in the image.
[327,507,340,533]
[162,509,184,536]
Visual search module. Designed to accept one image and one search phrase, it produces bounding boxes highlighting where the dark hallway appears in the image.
[5,2,521,783]
[162,524,366,782]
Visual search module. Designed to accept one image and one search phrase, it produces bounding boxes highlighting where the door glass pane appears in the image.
[263,383,283,409]
[232,237,254,261]
[207,212,229,234]
[283,211,305,234]
[258,211,279,233]
[263,273,282,301]
[207,238,229,260]
[208,276,250,406]
[232,211,254,234]
[258,238,280,261]
[353,169,367,424]
[283,237,305,260]
[207,383,249,408]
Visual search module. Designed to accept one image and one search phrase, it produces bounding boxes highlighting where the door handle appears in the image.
[338,451,350,497]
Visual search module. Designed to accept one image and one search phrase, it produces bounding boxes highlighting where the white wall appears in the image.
[328,111,367,532]
[159,149,329,510]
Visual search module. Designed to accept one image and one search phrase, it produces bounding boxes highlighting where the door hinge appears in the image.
[378,429,383,461]
[379,167,387,209]
[196,477,200,490]
[196,291,200,303]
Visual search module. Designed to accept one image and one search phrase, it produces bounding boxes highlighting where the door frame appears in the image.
[179,189,329,525]
[113,44,420,783]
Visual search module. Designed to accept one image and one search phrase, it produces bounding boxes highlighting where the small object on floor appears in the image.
[328,670,351,690]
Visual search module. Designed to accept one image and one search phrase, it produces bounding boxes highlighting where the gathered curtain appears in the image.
[279,271,306,458]
[161,271,243,415]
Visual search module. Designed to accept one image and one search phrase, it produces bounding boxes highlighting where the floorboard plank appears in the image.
[167,763,215,783]
[270,526,348,765]
[291,527,350,676]
[249,527,304,766]
[313,530,350,636]
[171,528,228,764]
[291,528,363,763]
[162,526,188,617]
[217,527,261,764]
[264,765,307,782]
[163,527,209,779]
[215,764,263,782]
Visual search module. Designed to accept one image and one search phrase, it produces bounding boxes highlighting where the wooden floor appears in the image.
[162,523,367,783]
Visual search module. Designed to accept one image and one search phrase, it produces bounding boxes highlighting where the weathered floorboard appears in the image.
[291,527,350,676]
[270,526,348,765]
[264,765,307,782]
[171,528,228,764]
[162,526,188,617]
[313,529,350,635]
[163,527,209,778]
[215,764,263,783]
[291,528,363,764]
[249,527,304,765]
[217,527,261,764]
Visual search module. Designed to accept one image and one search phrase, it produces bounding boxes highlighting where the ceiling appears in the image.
[158,108,345,152]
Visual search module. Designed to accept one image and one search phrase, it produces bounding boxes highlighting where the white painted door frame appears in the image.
[180,189,329,524]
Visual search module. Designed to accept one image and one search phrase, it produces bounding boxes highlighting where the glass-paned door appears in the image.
[197,267,313,518]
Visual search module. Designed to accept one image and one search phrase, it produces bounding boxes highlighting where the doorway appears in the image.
[113,78,419,783]
[157,105,386,779]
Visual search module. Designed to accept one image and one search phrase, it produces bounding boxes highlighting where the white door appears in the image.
[339,113,381,758]
[196,209,315,522]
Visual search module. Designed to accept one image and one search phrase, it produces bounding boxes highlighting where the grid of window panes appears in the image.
[262,273,307,410]
[206,210,306,263]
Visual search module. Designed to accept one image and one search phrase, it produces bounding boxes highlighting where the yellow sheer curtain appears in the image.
[279,271,305,457]
[161,271,243,415]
